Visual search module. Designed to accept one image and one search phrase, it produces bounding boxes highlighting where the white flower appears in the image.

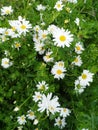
[1,58,13,68]
[75,42,84,54]
[74,17,80,26]
[26,110,35,120]
[17,126,23,130]
[75,79,85,94]
[36,81,48,91]
[67,0,77,4]
[1,6,13,15]
[17,115,26,125]
[38,30,48,41]
[54,117,66,129]
[53,28,73,48]
[43,51,54,63]
[16,16,32,35]
[72,55,82,66]
[33,119,39,125]
[55,61,65,68]
[36,4,46,11]
[14,42,21,50]
[13,106,19,112]
[54,1,64,11]
[51,62,66,80]
[33,91,42,102]
[33,25,41,32]
[60,108,71,117]
[79,70,94,87]
[47,24,58,34]
[33,33,40,43]
[38,93,60,116]
[34,42,45,55]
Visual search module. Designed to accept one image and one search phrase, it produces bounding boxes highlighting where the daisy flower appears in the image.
[33,33,40,43]
[54,117,66,129]
[75,42,84,54]
[14,42,21,50]
[1,6,13,15]
[53,28,73,48]
[54,1,64,11]
[79,70,94,87]
[60,108,71,117]
[33,91,42,102]
[38,93,60,115]
[36,81,48,91]
[16,16,32,35]
[54,61,65,68]
[33,25,41,32]
[74,79,85,94]
[43,51,54,63]
[36,4,46,11]
[26,110,35,120]
[47,24,58,34]
[38,30,48,41]
[1,58,13,68]
[51,61,66,80]
[34,42,45,55]
[72,55,82,67]
[17,115,26,125]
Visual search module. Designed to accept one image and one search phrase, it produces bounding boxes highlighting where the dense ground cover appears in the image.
[0,0,98,130]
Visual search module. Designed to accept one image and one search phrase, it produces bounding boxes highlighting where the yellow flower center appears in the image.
[37,95,41,99]
[74,58,78,63]
[46,55,50,59]
[76,46,81,51]
[57,69,62,75]
[58,62,63,67]
[59,35,66,42]
[49,106,54,111]
[21,24,26,30]
[29,111,34,116]
[4,61,9,64]
[42,34,46,39]
[12,27,16,31]
[57,4,61,8]
[6,10,10,14]
[15,43,21,48]
[40,85,45,90]
[5,31,9,35]
[58,120,62,125]
[82,74,87,79]
[21,116,25,121]
[63,108,66,112]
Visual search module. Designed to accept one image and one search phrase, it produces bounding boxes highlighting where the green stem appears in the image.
[19,94,32,108]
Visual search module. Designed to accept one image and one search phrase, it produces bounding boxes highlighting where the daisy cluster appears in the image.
[0,15,32,42]
[17,81,70,129]
[0,0,96,129]
[33,23,94,94]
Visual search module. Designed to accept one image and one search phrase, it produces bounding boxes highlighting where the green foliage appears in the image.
[0,0,98,130]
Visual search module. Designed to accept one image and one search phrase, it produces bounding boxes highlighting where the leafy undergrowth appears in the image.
[0,0,98,130]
